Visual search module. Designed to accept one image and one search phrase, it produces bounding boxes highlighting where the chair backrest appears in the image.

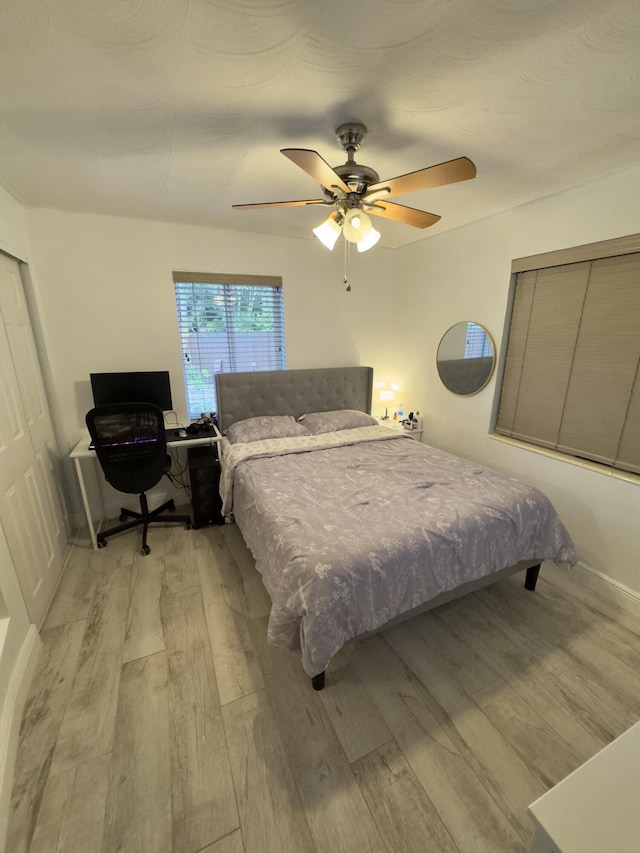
[86,402,169,495]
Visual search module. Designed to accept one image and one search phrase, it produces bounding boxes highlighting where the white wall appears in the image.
[0,185,29,262]
[24,209,397,520]
[391,163,640,596]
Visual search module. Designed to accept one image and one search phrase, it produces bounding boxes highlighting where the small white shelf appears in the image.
[376,418,423,441]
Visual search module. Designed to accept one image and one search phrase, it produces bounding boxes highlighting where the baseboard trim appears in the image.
[544,560,640,623]
[0,626,41,853]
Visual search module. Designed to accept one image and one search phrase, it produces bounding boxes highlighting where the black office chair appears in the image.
[86,402,191,555]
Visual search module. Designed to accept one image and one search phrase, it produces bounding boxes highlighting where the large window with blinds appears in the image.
[495,235,640,476]
[173,271,286,420]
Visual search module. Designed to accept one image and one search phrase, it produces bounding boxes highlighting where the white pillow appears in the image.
[226,415,309,444]
[297,409,376,435]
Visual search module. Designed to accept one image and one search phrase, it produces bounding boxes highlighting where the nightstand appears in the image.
[376,418,423,441]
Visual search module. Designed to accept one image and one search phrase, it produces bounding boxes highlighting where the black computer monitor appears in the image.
[90,371,173,411]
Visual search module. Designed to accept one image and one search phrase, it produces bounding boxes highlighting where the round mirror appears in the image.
[436,321,496,395]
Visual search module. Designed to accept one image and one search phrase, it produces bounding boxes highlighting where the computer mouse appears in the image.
[175,428,188,438]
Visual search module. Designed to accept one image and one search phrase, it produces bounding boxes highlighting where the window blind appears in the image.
[495,252,640,475]
[173,271,285,420]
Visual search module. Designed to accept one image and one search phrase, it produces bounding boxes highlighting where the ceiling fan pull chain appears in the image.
[344,239,351,291]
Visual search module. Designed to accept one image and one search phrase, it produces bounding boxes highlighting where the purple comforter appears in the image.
[220,427,578,676]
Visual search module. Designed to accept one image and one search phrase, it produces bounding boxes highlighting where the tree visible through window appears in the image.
[173,271,285,420]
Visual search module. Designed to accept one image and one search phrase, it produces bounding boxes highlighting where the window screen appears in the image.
[495,242,640,475]
[173,271,286,420]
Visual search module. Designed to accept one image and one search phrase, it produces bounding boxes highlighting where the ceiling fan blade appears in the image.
[367,201,441,229]
[232,199,329,210]
[281,148,352,195]
[368,156,476,199]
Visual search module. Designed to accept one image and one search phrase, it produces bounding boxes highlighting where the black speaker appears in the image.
[188,445,224,528]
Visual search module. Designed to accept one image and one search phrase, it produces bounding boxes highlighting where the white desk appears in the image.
[528,720,640,852]
[70,430,220,549]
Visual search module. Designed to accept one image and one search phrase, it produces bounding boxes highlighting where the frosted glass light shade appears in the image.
[356,225,381,252]
[313,216,341,250]
[342,209,372,243]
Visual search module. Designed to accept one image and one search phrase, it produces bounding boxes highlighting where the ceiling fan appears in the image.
[233,122,476,251]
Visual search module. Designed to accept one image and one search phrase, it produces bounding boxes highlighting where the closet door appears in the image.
[0,252,67,625]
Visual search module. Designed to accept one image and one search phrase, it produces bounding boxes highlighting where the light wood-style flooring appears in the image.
[7,519,640,852]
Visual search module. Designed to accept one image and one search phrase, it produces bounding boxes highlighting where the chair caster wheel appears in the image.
[97,538,107,549]
[141,544,151,556]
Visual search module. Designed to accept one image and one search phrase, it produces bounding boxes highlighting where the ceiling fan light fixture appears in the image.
[313,214,342,250]
[342,208,372,243]
[356,225,381,252]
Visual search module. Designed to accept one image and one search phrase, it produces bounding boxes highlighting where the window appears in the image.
[464,321,493,358]
[173,271,285,420]
[495,234,640,476]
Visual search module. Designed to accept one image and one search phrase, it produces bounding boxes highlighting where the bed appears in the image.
[215,366,577,690]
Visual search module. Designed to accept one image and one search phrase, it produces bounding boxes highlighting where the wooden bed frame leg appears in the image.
[524,563,541,591]
[311,671,326,691]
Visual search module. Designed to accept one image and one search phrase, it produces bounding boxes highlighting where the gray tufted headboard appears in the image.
[214,366,373,433]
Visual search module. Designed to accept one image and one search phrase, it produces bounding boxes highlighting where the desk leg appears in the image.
[74,456,98,549]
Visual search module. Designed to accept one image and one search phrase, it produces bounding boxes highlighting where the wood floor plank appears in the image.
[352,739,460,853]
[102,653,172,853]
[352,635,525,853]
[413,600,598,787]
[536,571,640,632]
[222,690,315,853]
[474,585,639,739]
[535,575,640,666]
[7,621,86,853]
[387,617,545,840]
[200,829,245,853]
[196,527,265,705]
[163,523,200,594]
[41,544,98,630]
[121,542,167,664]
[471,677,588,791]
[542,564,640,638]
[220,523,272,619]
[29,754,110,853]
[318,662,393,764]
[249,617,388,853]
[49,558,131,775]
[437,593,611,767]
[94,517,139,569]
[160,585,239,851]
[219,523,256,582]
[484,579,640,721]
[403,605,504,695]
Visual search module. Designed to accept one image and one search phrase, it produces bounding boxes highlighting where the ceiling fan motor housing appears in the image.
[332,163,380,196]
[335,122,368,152]
[332,123,379,196]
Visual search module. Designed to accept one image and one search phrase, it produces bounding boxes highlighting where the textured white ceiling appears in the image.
[1,0,639,248]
